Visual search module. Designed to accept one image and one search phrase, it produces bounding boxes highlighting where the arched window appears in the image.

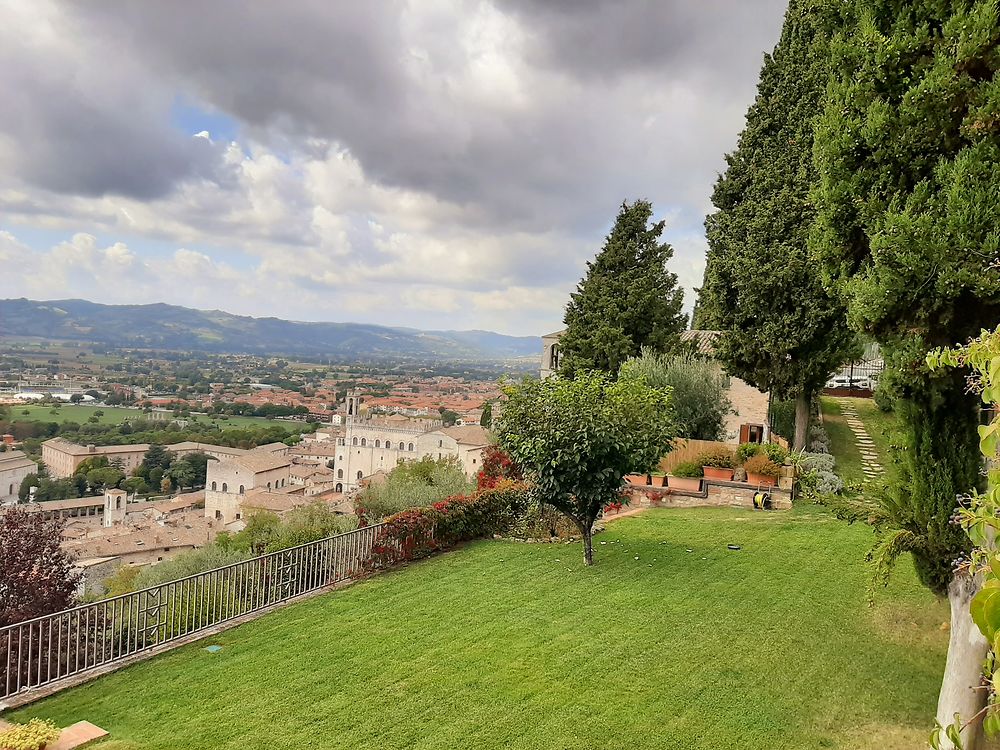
[352,437,358,446]
[374,440,380,448]
[399,442,405,450]
[267,482,271,491]
[408,442,414,451]
[239,485,245,494]
[281,478,286,487]
[356,470,363,480]
[8,483,12,495]
[222,482,228,492]
[335,483,343,492]
[337,469,343,479]
[439,440,443,448]
[211,481,217,491]
[361,438,367,447]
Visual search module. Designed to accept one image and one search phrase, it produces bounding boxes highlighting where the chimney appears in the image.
[87,444,96,453]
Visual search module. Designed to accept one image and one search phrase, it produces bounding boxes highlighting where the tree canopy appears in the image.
[494,371,674,564]
[560,200,687,376]
[699,0,856,448]
[812,0,1000,595]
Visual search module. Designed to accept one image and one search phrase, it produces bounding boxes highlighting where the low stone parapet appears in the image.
[623,478,792,510]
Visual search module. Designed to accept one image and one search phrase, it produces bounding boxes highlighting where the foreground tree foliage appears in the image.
[619,348,731,441]
[560,201,687,376]
[0,507,81,626]
[494,371,674,565]
[813,2,1000,745]
[928,327,1000,748]
[700,0,855,450]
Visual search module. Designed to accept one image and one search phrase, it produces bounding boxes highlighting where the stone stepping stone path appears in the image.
[837,399,883,480]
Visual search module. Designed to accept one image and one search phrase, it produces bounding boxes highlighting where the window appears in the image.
[438,440,443,448]
[357,470,363,480]
[352,437,358,446]
[337,469,343,479]
[236,513,241,520]
[215,510,222,519]
[399,442,405,450]
[374,440,380,448]
[211,481,217,491]
[408,442,414,451]
[335,483,343,492]
[8,483,13,495]
[267,482,271,491]
[361,438,367,447]
[222,483,228,492]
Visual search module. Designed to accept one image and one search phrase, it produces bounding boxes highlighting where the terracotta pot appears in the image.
[666,475,702,492]
[702,466,735,481]
[746,472,777,487]
[625,473,650,486]
[652,474,669,488]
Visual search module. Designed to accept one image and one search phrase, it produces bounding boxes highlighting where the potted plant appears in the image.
[698,448,736,481]
[624,473,651,486]
[743,453,781,487]
[667,461,703,491]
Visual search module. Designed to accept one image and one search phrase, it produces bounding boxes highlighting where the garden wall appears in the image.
[623,479,792,511]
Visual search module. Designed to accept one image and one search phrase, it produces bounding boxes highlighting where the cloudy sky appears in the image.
[0,0,787,336]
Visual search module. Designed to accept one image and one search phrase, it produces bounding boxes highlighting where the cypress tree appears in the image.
[813,1,1000,742]
[560,200,686,376]
[699,0,855,450]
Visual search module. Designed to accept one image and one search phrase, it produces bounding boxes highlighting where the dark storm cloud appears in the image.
[43,0,786,232]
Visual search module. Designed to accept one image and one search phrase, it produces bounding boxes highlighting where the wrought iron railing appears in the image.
[1,522,386,700]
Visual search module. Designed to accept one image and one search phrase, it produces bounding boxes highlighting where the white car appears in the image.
[825,375,871,390]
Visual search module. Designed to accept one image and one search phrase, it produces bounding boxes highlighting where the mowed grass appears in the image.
[819,397,864,484]
[10,404,300,431]
[7,508,948,750]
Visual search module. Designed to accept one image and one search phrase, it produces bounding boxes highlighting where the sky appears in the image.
[0,0,788,337]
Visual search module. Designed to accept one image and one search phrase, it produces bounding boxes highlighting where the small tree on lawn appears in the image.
[494,371,674,565]
[0,507,81,626]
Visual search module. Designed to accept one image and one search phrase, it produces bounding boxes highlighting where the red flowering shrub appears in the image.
[365,481,531,570]
[476,445,524,491]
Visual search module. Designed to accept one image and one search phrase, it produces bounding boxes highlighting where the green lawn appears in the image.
[6,508,947,750]
[853,399,905,482]
[819,397,864,484]
[10,404,302,431]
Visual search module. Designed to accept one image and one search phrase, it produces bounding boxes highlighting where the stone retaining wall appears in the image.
[624,479,792,511]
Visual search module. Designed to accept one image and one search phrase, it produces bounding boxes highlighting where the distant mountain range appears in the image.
[0,298,542,360]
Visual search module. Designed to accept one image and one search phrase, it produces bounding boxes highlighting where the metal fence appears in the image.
[1,522,386,701]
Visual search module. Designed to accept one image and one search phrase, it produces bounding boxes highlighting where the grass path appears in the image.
[7,507,947,750]
[819,397,865,484]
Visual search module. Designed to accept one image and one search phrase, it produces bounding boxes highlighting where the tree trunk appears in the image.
[793,391,810,451]
[936,574,988,750]
[578,519,594,566]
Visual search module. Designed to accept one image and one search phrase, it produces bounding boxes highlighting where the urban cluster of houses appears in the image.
[3,391,490,594]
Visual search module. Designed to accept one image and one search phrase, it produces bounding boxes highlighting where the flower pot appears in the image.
[702,466,734,481]
[666,475,702,492]
[746,472,777,487]
[652,474,669,488]
[625,473,650,486]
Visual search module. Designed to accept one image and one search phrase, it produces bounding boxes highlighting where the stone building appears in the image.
[204,451,294,524]
[0,450,37,504]
[328,394,490,493]
[540,330,565,379]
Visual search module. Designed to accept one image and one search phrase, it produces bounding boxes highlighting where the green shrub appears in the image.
[671,461,704,478]
[743,453,781,478]
[357,456,474,522]
[0,719,60,750]
[762,443,788,464]
[619,349,731,441]
[736,442,763,464]
[769,399,796,444]
[697,448,735,469]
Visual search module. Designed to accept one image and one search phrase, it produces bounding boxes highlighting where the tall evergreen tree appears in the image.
[699,0,855,450]
[813,1,1000,743]
[560,201,686,376]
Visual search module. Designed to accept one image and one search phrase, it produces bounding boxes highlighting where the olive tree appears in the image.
[494,371,674,565]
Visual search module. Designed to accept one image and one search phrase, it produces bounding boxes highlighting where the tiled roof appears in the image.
[0,450,37,473]
[435,425,490,446]
[232,453,292,473]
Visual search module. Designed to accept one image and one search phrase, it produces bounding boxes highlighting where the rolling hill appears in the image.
[0,298,542,360]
